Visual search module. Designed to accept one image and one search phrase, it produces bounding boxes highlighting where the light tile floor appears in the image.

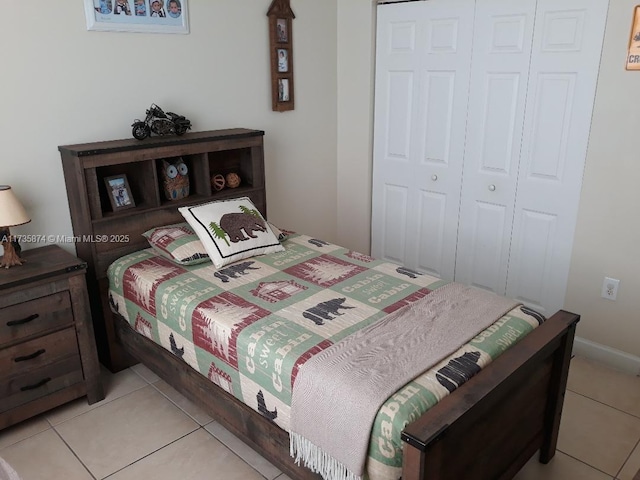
[1,356,639,480]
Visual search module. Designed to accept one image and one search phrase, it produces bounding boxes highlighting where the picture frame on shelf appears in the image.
[84,0,189,34]
[104,174,136,212]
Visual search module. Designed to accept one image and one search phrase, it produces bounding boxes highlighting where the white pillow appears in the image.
[178,197,284,268]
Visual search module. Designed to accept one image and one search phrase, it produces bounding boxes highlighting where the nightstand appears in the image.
[0,245,104,430]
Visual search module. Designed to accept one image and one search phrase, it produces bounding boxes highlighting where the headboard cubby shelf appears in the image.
[59,128,266,371]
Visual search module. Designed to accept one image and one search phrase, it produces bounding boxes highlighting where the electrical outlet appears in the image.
[601,277,620,301]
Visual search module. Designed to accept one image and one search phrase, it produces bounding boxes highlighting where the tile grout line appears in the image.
[50,426,98,480]
[0,417,52,452]
[148,380,214,427]
[143,368,282,479]
[560,388,640,478]
[97,425,275,480]
[46,382,149,429]
[143,374,283,480]
[202,423,282,480]
[566,388,640,420]
[556,449,618,479]
[615,436,640,479]
[47,377,193,479]
[129,365,160,385]
[100,427,200,479]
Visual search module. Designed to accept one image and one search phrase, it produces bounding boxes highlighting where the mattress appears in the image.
[107,233,542,480]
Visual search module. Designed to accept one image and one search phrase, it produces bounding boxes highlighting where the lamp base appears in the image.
[0,228,24,268]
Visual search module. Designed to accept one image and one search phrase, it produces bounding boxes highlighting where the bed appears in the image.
[59,130,578,480]
[107,235,577,480]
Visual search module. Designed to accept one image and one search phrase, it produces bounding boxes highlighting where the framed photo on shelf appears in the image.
[104,174,136,212]
[84,0,189,34]
[267,0,295,111]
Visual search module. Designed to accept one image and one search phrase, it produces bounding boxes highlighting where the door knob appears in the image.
[488,184,496,192]
[431,175,438,181]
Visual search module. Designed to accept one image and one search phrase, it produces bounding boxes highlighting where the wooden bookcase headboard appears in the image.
[59,129,266,370]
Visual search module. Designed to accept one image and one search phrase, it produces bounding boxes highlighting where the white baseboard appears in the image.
[573,336,640,376]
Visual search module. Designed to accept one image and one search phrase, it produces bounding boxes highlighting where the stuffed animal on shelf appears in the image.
[161,158,190,201]
[211,174,226,191]
[226,172,241,188]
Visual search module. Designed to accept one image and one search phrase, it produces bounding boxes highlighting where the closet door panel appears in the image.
[386,72,415,160]
[410,0,475,278]
[465,201,509,292]
[506,0,609,315]
[454,0,536,294]
[372,6,421,265]
[416,190,448,275]
[509,209,558,307]
[413,71,458,277]
[379,185,410,265]
[372,0,475,279]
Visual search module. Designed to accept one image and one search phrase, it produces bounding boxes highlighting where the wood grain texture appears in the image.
[0,245,104,430]
[401,311,579,480]
[60,129,267,370]
[0,291,72,345]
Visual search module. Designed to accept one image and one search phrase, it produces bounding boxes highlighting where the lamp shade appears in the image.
[0,186,30,227]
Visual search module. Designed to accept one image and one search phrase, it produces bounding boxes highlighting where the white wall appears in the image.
[564,0,640,358]
[335,0,640,359]
[0,0,338,252]
[337,0,376,254]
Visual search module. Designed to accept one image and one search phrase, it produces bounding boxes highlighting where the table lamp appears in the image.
[0,185,31,268]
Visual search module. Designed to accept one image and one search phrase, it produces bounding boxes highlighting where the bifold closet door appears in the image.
[454,0,538,295]
[371,0,475,279]
[505,0,609,316]
[372,0,608,315]
[456,0,608,313]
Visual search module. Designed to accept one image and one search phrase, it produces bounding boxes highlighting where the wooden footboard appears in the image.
[401,310,578,480]
[113,309,578,480]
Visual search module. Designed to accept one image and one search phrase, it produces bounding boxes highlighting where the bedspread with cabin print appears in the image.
[107,233,542,480]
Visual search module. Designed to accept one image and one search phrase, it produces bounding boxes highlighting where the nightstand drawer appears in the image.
[0,355,83,413]
[0,328,80,379]
[0,291,73,347]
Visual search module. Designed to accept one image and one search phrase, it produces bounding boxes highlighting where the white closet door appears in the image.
[506,0,609,315]
[371,0,475,278]
[455,0,537,294]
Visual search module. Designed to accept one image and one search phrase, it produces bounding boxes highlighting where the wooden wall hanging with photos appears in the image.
[267,0,295,111]
[627,5,640,70]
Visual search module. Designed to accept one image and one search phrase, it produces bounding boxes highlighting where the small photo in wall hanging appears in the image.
[267,0,295,111]
[627,5,640,70]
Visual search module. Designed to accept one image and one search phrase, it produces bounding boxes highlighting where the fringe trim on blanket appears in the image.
[289,432,363,480]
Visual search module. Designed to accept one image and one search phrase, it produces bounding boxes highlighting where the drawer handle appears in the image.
[14,349,46,363]
[7,314,40,327]
[20,377,51,391]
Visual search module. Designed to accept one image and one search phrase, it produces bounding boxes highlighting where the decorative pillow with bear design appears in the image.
[178,197,284,269]
[142,222,210,266]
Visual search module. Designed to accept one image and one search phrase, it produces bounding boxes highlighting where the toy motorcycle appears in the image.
[131,104,192,140]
